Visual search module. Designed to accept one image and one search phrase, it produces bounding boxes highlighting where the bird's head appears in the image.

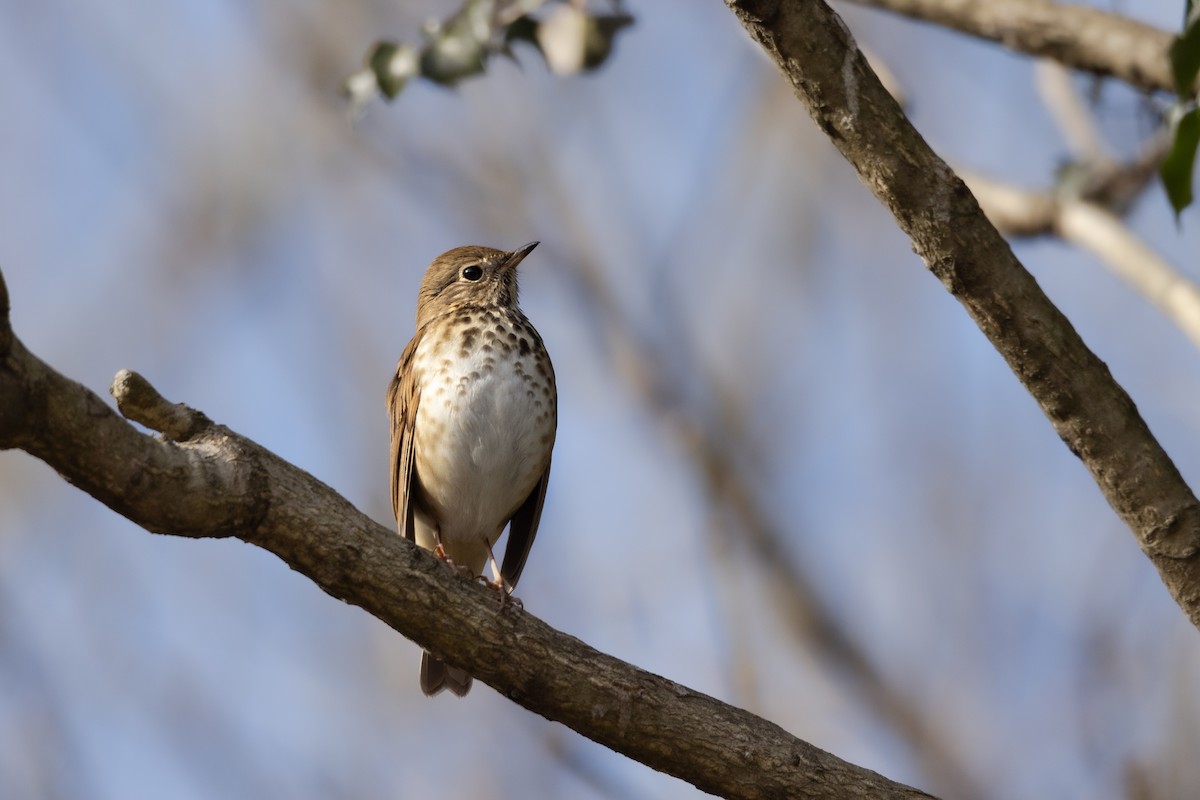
[416,241,538,327]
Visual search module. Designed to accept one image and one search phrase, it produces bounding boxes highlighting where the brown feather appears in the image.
[387,335,421,541]
[501,458,552,588]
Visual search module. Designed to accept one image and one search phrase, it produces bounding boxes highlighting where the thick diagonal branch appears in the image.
[0,267,935,800]
[724,1,1200,623]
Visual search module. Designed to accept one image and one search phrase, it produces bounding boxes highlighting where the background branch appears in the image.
[960,59,1200,353]
[842,0,1177,93]
[965,173,1200,351]
[550,198,983,798]
[0,267,936,800]
[723,0,1200,624]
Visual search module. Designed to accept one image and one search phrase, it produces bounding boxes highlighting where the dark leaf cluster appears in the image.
[1161,0,1200,216]
[344,0,632,109]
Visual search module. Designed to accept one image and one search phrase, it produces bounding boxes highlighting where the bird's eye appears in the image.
[461,265,484,281]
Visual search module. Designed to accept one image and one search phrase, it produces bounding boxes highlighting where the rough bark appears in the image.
[0,268,935,800]
[722,0,1200,624]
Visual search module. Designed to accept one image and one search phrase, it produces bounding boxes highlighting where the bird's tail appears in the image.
[420,650,472,697]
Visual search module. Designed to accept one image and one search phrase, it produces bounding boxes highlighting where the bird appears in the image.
[387,241,556,697]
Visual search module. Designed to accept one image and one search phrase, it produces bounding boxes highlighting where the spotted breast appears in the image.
[410,306,556,574]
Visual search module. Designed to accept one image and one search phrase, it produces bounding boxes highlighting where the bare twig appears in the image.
[842,0,1177,94]
[1034,59,1111,163]
[1059,202,1200,349]
[962,162,1200,351]
[959,174,1058,237]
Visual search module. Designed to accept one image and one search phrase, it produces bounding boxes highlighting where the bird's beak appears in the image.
[503,241,539,271]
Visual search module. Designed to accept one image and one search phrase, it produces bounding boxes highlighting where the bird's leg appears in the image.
[432,529,473,579]
[433,528,450,562]
[485,540,504,587]
[478,538,521,607]
[478,538,506,591]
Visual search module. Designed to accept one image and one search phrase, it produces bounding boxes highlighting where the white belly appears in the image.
[411,331,554,569]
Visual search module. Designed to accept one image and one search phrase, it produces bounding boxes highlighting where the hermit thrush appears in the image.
[387,242,556,697]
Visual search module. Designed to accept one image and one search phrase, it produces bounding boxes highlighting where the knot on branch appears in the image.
[1143,505,1200,560]
[110,369,212,441]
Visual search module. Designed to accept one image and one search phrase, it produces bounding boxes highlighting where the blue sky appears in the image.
[2,1,1200,798]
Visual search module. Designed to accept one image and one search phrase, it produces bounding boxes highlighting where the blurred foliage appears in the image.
[1171,0,1200,93]
[1163,106,1199,214]
[1162,0,1200,216]
[344,0,633,110]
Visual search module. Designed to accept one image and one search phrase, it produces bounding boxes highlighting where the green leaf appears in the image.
[1161,106,1200,217]
[1172,2,1200,95]
[368,41,418,99]
[418,0,493,86]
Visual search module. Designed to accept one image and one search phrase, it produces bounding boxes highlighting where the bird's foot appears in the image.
[432,544,474,579]
[479,538,517,604]
[475,574,521,608]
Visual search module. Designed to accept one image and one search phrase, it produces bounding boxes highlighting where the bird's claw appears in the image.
[432,546,474,579]
[474,574,522,608]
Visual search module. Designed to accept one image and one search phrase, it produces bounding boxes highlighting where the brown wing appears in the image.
[500,457,551,588]
[387,336,421,541]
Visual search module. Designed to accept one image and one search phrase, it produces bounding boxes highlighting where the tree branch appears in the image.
[964,172,1200,352]
[0,266,936,800]
[960,59,1200,351]
[551,215,981,796]
[841,0,1177,94]
[723,1,1200,623]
